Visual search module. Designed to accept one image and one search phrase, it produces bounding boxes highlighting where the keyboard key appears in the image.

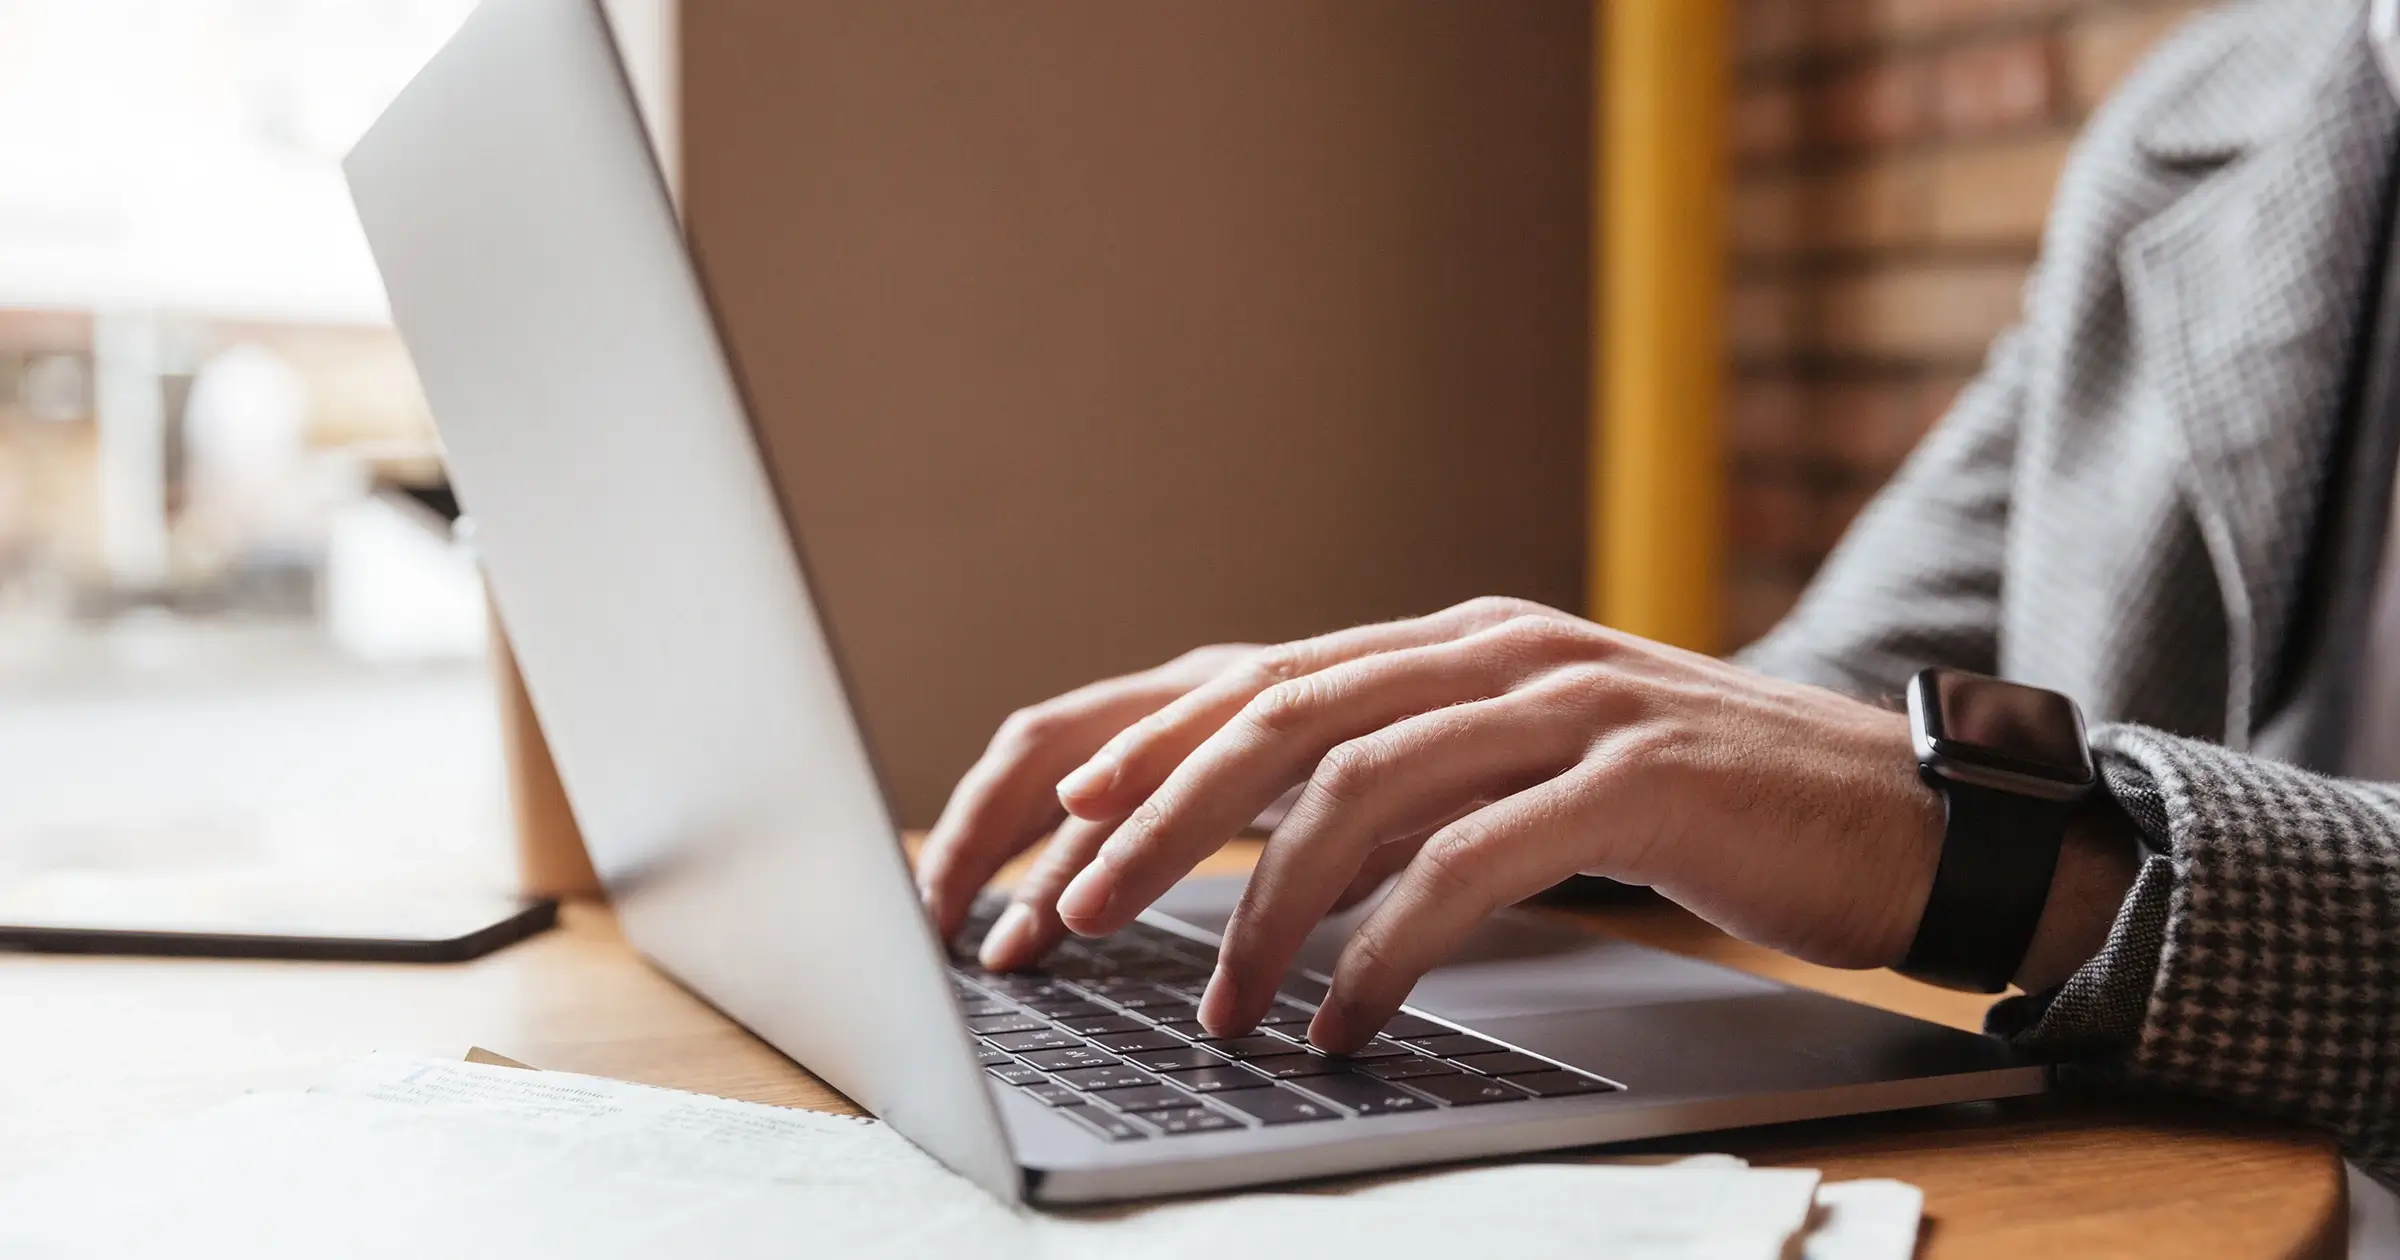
[1093,1085,1197,1113]
[1056,1106,1152,1141]
[1501,1070,1619,1098]
[1024,997,1111,1020]
[1052,1064,1161,1092]
[987,1063,1047,1086]
[1379,1013,1455,1041]
[1022,1082,1082,1107]
[1453,1050,1558,1077]
[984,1029,1083,1053]
[1055,1014,1148,1036]
[957,997,1015,1018]
[1359,1055,1461,1082]
[1159,1065,1271,1094]
[1401,1074,1532,1106]
[1210,1087,1340,1125]
[1208,1034,1298,1059]
[985,976,1065,997]
[1107,986,1192,1010]
[1254,1004,1312,1027]
[1408,1032,1509,1059]
[1128,1045,1226,1072]
[1292,1073,1436,1116]
[1244,1053,1347,1079]
[1153,1018,1206,1037]
[974,1046,1012,1067]
[1129,1002,1201,1026]
[1087,1028,1186,1054]
[1145,1106,1242,1135]
[1332,1039,1411,1060]
[1018,1046,1121,1071]
[967,1013,1051,1036]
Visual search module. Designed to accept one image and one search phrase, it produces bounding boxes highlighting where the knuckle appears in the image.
[1454,595,1557,629]
[1548,663,1621,710]
[1247,675,1329,735]
[1412,828,1489,906]
[1492,611,1585,656]
[1310,736,1389,807]
[1121,797,1167,838]
[1249,643,1310,687]
[1341,925,1406,993]
[993,704,1060,749]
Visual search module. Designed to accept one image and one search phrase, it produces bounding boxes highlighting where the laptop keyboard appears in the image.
[948,898,1619,1142]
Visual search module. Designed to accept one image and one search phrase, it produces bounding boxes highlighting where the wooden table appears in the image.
[0,841,2345,1258]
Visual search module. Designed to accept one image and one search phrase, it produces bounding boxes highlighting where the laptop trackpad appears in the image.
[1148,875,1776,1020]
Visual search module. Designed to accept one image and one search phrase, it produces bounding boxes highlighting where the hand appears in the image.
[940,597,1952,1053]
[916,643,1264,947]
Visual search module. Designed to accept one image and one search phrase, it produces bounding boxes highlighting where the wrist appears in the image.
[2009,798,2140,992]
[1871,751,1948,970]
[1894,668,2100,992]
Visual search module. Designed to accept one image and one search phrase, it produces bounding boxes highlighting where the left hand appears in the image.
[1033,597,1947,1052]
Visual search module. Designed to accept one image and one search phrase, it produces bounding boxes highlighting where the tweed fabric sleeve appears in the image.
[1991,723,2400,1181]
[1732,324,2029,699]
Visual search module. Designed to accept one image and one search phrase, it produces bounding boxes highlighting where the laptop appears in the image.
[343,0,2049,1205]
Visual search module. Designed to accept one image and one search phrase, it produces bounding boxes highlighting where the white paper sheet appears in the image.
[0,1056,1918,1260]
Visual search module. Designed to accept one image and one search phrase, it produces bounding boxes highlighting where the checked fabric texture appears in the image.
[1738,0,2400,1180]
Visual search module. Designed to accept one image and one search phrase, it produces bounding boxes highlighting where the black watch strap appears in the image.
[1896,777,2072,993]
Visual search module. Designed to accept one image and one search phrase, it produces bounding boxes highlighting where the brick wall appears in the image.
[1723,0,2207,648]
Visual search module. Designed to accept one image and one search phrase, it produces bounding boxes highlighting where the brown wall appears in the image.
[1725,0,2206,647]
[682,2,1591,826]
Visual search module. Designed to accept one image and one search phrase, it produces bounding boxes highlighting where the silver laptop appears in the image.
[344,0,2048,1205]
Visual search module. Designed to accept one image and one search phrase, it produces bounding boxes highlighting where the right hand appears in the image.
[915,643,1262,965]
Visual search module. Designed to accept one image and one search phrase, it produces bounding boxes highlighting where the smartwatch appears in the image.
[1899,667,2097,993]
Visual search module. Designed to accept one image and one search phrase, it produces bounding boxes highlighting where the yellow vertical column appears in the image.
[1594,0,1729,651]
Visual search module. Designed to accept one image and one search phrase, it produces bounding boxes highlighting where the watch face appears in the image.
[1922,669,2094,785]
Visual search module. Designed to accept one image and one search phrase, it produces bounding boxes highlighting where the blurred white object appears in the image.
[185,343,309,483]
[0,0,673,323]
[322,494,485,663]
[0,1056,1923,1260]
[93,311,170,585]
[179,341,319,568]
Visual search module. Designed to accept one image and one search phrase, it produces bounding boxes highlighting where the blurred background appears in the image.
[0,0,672,889]
[0,0,2199,887]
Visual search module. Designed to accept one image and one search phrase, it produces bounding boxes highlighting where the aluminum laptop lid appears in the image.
[343,0,1019,1201]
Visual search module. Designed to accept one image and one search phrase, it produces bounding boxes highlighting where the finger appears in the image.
[1056,628,1542,938]
[1197,688,1589,1033]
[1322,789,1504,913]
[1055,598,1553,821]
[918,673,1195,938]
[1308,767,1615,1051]
[974,813,1119,971]
[1329,831,1425,913]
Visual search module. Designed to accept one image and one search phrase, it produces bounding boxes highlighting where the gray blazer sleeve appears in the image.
[1989,725,2400,1183]
[1733,325,2030,697]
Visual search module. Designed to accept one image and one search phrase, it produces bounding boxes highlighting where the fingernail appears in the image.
[978,903,1036,970]
[1056,750,1120,803]
[1054,867,1115,928]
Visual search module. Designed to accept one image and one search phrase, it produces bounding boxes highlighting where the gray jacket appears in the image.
[1739,0,2400,1177]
